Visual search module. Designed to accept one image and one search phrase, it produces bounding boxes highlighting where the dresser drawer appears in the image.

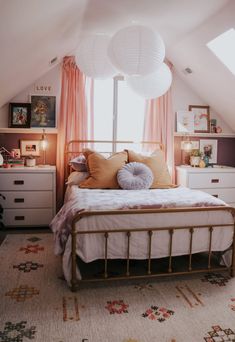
[188,172,235,189]
[199,188,235,204]
[3,208,53,227]
[0,173,53,191]
[0,191,53,209]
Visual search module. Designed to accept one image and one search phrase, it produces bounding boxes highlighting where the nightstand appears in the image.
[0,166,56,227]
[176,165,235,207]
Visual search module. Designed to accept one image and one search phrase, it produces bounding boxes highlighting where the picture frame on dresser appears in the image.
[20,140,40,157]
[200,139,218,164]
[188,105,210,133]
[9,103,31,128]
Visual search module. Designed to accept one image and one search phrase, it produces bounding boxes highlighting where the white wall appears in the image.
[0,63,232,133]
[0,64,61,128]
[171,70,232,133]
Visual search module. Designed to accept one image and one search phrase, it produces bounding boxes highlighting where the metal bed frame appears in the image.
[65,140,235,292]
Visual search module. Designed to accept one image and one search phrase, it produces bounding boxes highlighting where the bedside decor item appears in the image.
[20,140,40,157]
[176,110,195,133]
[188,105,210,133]
[31,95,56,127]
[199,139,218,164]
[9,103,31,128]
[0,153,3,166]
[210,119,217,133]
[190,149,202,167]
[39,129,49,166]
[25,155,36,167]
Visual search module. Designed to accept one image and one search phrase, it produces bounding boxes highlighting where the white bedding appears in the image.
[51,186,234,284]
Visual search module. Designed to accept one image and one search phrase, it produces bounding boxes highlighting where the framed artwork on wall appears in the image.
[199,139,218,164]
[188,105,210,133]
[9,103,31,128]
[30,95,56,127]
[20,140,41,157]
[176,110,195,133]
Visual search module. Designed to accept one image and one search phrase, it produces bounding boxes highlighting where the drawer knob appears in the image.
[211,179,219,183]
[15,216,25,221]
[14,198,24,203]
[14,180,24,185]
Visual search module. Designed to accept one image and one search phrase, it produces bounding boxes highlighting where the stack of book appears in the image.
[7,158,25,167]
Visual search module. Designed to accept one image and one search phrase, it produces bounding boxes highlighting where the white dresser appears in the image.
[0,166,56,227]
[176,165,235,207]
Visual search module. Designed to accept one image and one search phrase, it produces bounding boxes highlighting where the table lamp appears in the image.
[40,129,49,167]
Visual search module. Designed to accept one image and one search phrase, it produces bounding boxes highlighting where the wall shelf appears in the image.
[174,132,235,138]
[0,128,58,134]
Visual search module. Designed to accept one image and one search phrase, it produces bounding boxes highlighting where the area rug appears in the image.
[0,233,235,342]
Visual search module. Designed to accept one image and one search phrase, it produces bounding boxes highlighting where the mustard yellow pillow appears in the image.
[80,151,128,189]
[127,150,175,189]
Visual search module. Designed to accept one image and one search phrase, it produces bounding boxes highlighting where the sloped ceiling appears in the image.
[0,0,234,129]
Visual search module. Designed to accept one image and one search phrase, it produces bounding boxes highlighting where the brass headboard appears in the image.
[65,140,163,181]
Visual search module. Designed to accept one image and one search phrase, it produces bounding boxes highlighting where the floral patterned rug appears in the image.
[0,234,235,342]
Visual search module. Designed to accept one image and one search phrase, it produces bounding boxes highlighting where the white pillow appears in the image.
[66,171,89,186]
[69,155,87,172]
[117,162,153,190]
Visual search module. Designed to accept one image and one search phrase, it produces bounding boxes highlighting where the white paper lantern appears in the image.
[108,25,165,76]
[75,34,117,79]
[127,63,172,99]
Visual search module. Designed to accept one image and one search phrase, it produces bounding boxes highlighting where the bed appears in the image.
[50,140,235,291]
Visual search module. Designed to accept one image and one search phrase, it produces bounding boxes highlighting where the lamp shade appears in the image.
[127,62,172,99]
[108,25,165,76]
[75,34,117,79]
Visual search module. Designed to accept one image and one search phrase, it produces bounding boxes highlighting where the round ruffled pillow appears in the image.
[117,162,153,190]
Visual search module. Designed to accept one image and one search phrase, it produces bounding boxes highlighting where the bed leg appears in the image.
[71,281,77,292]
[230,223,235,278]
[71,223,78,292]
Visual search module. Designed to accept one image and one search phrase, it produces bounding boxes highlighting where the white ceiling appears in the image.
[0,0,234,129]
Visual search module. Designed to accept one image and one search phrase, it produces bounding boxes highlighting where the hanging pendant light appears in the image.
[75,34,117,79]
[127,62,172,99]
[108,25,165,76]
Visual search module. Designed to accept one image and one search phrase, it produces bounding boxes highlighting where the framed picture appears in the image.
[20,140,41,157]
[176,110,195,133]
[188,105,210,133]
[31,95,56,127]
[9,103,31,128]
[199,139,218,164]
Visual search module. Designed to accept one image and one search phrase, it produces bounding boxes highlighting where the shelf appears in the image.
[174,132,235,138]
[0,128,58,134]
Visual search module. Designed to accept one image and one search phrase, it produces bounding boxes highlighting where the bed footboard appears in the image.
[70,206,235,292]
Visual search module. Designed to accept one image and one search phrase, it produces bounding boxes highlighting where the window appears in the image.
[89,77,145,151]
[207,28,235,76]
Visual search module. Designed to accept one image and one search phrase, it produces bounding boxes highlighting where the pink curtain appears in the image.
[56,56,92,209]
[143,63,175,181]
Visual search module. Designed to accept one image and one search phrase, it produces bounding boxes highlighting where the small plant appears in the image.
[190,149,202,157]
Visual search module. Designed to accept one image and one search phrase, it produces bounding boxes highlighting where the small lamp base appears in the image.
[37,164,51,168]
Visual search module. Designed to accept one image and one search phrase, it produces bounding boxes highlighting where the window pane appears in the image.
[92,79,113,141]
[89,79,113,151]
[117,80,145,142]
